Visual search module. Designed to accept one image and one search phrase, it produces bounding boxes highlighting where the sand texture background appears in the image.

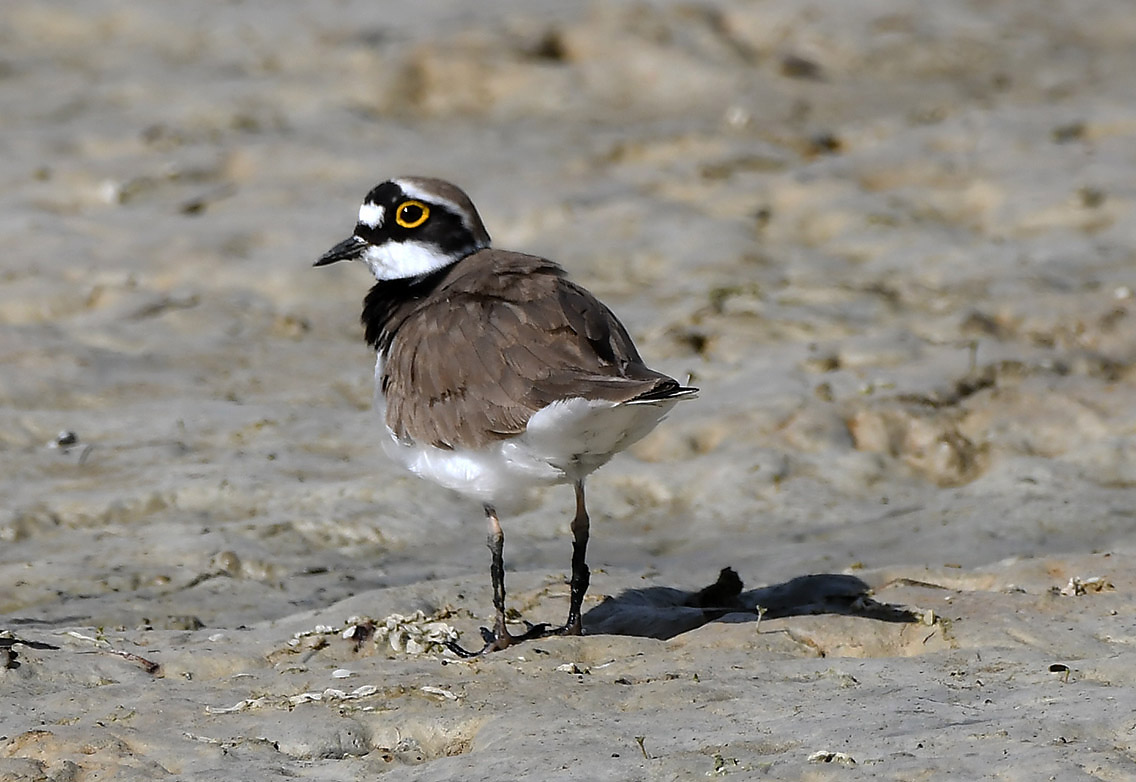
[2,1,1136,779]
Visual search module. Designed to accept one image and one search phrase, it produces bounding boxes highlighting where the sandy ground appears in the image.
[2,1,1136,779]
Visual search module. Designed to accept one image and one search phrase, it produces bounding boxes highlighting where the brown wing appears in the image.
[382,250,681,450]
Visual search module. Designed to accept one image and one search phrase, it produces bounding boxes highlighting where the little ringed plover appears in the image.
[315,177,697,655]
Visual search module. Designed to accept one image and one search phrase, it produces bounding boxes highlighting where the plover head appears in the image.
[314,177,491,280]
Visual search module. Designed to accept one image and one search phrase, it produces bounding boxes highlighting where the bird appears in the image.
[315,177,697,655]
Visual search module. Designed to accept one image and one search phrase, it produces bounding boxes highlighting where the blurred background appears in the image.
[2,0,1135,630]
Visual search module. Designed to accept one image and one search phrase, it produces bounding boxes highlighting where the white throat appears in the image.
[363,241,463,280]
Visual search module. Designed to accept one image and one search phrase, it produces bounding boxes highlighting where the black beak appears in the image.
[314,235,366,267]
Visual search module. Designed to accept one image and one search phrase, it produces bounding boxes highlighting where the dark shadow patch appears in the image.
[1,633,60,670]
[583,567,917,640]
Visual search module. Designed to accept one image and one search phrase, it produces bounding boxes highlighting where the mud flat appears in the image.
[3,1,1135,779]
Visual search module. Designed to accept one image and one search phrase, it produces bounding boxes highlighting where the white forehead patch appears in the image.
[362,239,459,281]
[358,202,385,229]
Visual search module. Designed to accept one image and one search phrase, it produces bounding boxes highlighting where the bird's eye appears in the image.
[395,200,430,229]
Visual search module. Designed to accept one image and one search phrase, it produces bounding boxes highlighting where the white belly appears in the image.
[373,358,677,504]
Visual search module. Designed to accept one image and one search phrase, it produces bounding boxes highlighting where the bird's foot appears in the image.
[444,621,549,658]
[547,621,584,637]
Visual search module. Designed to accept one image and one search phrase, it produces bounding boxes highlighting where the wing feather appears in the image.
[381,250,687,449]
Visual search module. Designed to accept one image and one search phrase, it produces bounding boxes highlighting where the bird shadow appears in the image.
[582,567,918,641]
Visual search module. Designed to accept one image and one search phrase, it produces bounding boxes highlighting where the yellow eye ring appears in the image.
[395,200,430,229]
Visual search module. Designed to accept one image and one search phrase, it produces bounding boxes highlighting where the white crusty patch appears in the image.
[362,239,461,281]
[358,201,385,229]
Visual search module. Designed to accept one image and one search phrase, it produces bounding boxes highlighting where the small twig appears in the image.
[65,631,161,675]
[107,647,161,674]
